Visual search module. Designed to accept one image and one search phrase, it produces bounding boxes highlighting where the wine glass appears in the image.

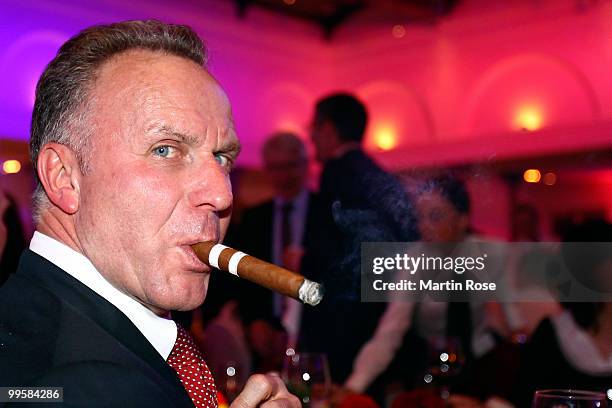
[281,351,331,407]
[532,389,608,408]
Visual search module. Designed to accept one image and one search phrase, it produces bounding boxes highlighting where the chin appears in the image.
[148,278,208,313]
[152,294,207,313]
[172,295,207,312]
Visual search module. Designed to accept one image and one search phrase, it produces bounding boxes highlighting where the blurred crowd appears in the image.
[1,92,610,407]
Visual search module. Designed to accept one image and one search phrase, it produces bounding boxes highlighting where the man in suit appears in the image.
[231,133,316,354]
[0,20,299,408]
[300,93,419,387]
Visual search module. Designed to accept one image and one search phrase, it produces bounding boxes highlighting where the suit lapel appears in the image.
[18,251,192,406]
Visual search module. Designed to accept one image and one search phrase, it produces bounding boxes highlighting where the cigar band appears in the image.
[228,251,247,276]
[208,243,229,269]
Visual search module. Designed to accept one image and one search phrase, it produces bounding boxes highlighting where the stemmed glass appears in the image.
[532,390,608,408]
[281,351,331,407]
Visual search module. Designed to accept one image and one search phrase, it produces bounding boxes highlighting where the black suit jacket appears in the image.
[300,149,419,384]
[0,250,193,407]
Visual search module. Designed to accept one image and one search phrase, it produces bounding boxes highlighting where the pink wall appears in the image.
[2,0,612,238]
[2,0,612,164]
[328,0,612,161]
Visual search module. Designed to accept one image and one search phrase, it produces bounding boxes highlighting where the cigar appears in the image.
[191,242,324,306]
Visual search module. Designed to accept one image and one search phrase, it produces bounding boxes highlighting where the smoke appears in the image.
[327,170,419,301]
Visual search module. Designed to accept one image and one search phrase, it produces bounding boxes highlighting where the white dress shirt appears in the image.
[345,236,521,392]
[29,231,177,360]
[553,310,612,375]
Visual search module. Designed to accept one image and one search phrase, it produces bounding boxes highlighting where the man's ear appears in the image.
[37,142,82,215]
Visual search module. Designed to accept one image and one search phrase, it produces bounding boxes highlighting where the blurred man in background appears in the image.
[300,92,419,388]
[226,132,318,371]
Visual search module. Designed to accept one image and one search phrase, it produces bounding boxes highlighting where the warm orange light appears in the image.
[374,126,398,151]
[523,169,541,183]
[277,119,301,134]
[2,160,21,174]
[283,0,296,5]
[392,25,406,39]
[515,106,543,131]
[543,172,556,186]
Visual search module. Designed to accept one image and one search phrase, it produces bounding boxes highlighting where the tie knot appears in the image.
[170,324,204,365]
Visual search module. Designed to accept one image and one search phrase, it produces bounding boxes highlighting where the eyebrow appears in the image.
[147,124,200,145]
[147,123,241,156]
[218,132,242,157]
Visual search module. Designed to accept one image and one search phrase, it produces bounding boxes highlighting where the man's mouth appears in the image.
[179,244,212,272]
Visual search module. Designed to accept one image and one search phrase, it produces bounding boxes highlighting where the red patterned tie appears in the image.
[167,324,218,407]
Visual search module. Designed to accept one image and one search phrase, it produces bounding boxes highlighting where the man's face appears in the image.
[415,190,468,242]
[75,50,240,313]
[310,117,338,163]
[263,150,307,199]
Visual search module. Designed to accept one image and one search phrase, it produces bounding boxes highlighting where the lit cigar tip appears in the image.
[299,279,324,306]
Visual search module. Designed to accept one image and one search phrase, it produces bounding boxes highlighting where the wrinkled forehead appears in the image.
[89,49,236,142]
[96,50,228,107]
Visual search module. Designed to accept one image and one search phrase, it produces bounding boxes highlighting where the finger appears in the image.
[231,373,293,408]
[230,374,275,408]
[260,394,301,408]
[256,374,300,408]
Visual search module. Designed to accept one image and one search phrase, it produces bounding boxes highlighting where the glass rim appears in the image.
[534,389,606,400]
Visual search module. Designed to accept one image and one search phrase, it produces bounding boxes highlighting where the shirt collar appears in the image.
[29,231,177,360]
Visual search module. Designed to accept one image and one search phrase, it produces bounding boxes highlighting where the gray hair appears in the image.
[262,132,308,163]
[30,20,207,223]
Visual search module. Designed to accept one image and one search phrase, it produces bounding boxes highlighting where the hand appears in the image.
[230,373,300,408]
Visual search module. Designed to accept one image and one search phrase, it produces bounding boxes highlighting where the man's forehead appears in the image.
[90,49,236,141]
[94,49,218,99]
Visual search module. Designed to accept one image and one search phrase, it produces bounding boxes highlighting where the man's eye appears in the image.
[214,153,233,168]
[152,145,176,158]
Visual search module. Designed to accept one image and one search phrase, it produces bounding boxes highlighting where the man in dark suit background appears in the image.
[0,20,298,408]
[220,133,318,373]
[235,133,316,341]
[300,93,419,388]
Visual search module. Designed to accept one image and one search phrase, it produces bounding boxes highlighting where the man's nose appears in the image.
[187,159,233,212]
